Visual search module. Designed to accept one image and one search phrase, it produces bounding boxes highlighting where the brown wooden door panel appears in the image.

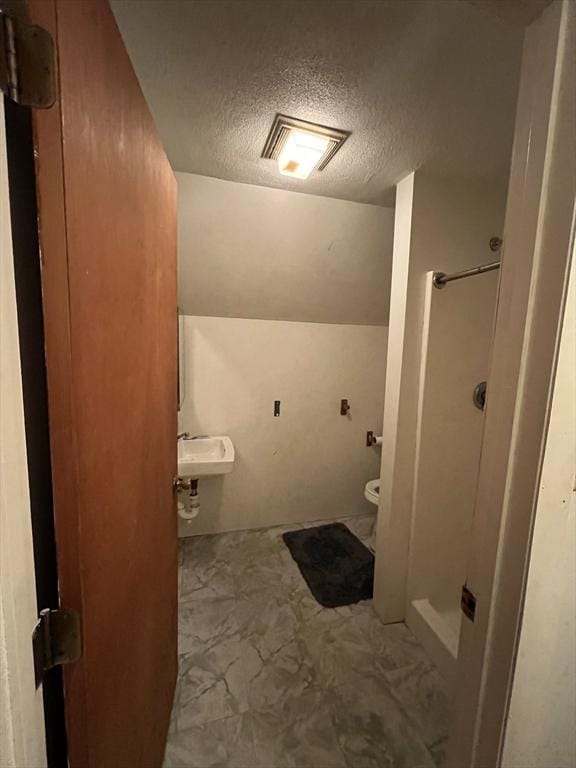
[28,0,178,765]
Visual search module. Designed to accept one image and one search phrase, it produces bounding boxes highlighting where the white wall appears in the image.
[412,270,499,614]
[176,172,392,536]
[0,101,46,768]
[502,256,576,768]
[374,171,507,622]
[406,268,498,679]
[374,173,413,616]
[177,316,387,535]
[177,172,394,325]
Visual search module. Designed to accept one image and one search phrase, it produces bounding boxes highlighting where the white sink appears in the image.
[177,436,235,478]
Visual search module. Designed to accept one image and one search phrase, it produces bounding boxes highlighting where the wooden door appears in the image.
[27,0,178,766]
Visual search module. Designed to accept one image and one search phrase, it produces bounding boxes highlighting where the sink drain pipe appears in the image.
[177,478,200,521]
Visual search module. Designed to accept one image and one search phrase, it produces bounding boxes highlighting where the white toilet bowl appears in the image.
[364,479,380,507]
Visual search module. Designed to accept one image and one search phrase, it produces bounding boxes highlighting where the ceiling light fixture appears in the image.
[277,130,330,179]
[262,114,350,180]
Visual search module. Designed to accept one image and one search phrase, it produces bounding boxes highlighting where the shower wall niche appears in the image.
[406,267,499,684]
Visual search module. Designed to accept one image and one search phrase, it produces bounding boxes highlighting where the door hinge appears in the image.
[461,584,477,623]
[0,11,56,108]
[32,608,82,688]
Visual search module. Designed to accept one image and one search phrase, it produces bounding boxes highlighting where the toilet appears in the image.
[364,479,380,506]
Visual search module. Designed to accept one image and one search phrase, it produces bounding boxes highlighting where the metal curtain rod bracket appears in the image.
[433,260,500,290]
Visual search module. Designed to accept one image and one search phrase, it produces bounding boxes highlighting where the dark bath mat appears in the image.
[282,523,374,608]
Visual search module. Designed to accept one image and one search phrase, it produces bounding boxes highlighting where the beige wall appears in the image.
[177,316,387,535]
[374,170,507,622]
[406,267,498,680]
[411,269,499,612]
[176,172,392,535]
[502,256,575,768]
[177,172,394,325]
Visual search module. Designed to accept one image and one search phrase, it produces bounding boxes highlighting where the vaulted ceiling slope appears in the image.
[111,0,525,206]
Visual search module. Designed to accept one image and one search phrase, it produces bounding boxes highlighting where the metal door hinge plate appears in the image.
[0,11,56,108]
[461,584,477,623]
[32,608,82,688]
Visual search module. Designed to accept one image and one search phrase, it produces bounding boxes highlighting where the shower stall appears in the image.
[405,259,500,685]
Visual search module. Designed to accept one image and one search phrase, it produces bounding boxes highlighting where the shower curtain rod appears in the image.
[432,260,500,289]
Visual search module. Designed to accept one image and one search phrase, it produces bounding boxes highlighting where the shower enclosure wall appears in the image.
[406,267,499,684]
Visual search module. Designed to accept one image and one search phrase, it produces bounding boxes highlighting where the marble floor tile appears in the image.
[173,637,253,729]
[163,712,255,768]
[429,738,448,768]
[301,606,435,691]
[287,578,366,626]
[301,608,388,690]
[329,673,436,768]
[169,521,450,768]
[361,617,439,673]
[244,593,317,712]
[180,525,303,602]
[246,634,316,713]
[335,513,377,544]
[382,660,451,754]
[178,595,254,656]
[251,688,347,768]
[176,588,318,725]
[247,591,302,657]
[241,589,320,713]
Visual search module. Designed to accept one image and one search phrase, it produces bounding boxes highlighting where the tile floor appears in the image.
[164,513,450,768]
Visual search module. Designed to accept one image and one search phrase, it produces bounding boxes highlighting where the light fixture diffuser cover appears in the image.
[276,130,330,179]
[261,114,350,174]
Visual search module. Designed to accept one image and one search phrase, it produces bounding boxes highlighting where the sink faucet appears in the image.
[177,432,190,441]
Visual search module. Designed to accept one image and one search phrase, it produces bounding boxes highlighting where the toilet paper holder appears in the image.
[366,431,383,447]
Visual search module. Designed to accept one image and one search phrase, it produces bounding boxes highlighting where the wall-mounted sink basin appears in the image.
[177,436,235,478]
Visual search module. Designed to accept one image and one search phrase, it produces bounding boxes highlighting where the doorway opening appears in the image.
[3,1,572,767]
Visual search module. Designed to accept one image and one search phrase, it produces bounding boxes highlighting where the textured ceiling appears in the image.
[467,0,552,26]
[111,0,524,206]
